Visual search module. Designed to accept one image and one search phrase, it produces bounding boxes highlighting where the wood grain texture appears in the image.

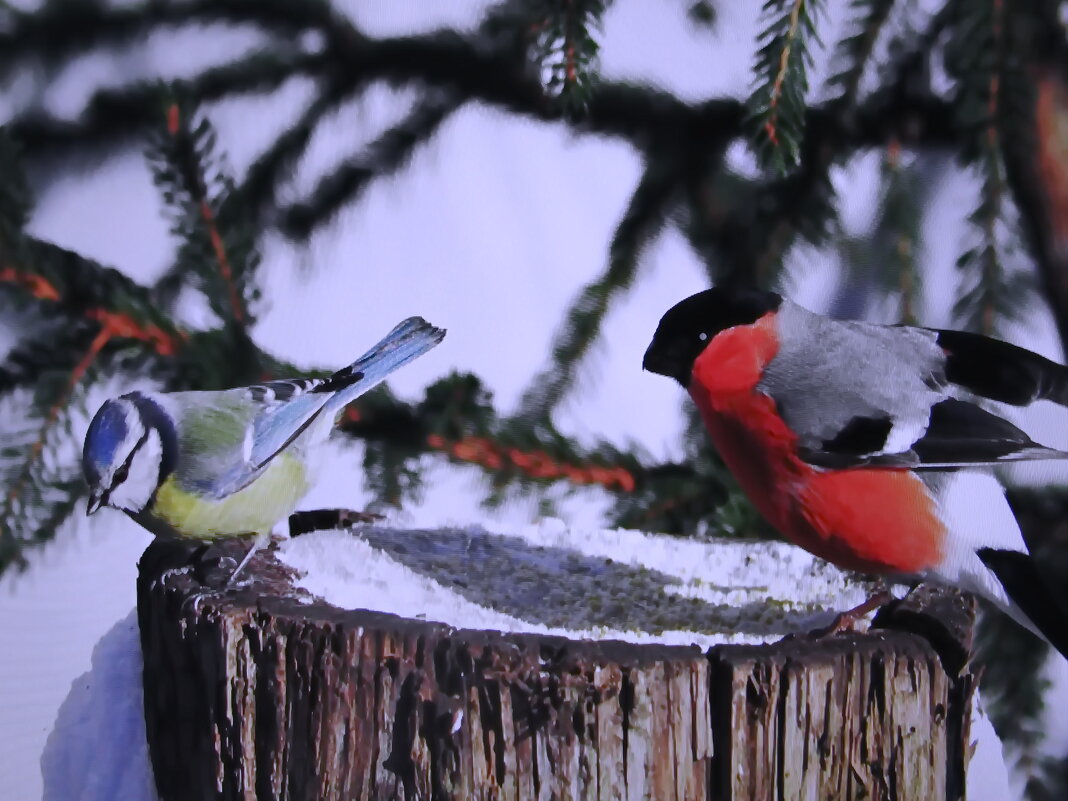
[137,537,975,801]
[709,633,971,801]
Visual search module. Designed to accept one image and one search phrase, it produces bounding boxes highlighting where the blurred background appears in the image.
[2,1,1068,799]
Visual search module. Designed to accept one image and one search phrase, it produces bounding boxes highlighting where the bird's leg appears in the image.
[226,531,269,587]
[180,534,267,613]
[810,587,896,638]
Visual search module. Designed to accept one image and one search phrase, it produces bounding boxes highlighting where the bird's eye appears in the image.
[698,332,709,342]
[114,464,130,484]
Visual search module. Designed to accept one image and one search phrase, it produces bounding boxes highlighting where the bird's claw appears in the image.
[155,564,193,589]
[193,552,238,590]
[225,573,255,591]
[807,589,895,639]
[808,611,866,639]
[179,587,219,618]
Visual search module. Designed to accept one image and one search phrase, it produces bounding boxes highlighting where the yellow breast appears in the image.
[146,453,311,540]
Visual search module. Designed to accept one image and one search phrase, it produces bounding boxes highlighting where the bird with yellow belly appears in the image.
[82,317,445,580]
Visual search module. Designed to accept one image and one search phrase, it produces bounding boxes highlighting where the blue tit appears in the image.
[82,317,445,553]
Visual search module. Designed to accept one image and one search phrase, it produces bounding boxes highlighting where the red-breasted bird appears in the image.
[643,286,1068,657]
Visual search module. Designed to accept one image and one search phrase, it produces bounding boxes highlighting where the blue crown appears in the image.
[82,399,129,484]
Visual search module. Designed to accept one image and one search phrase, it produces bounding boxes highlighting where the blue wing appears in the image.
[247,316,446,470]
[174,317,445,498]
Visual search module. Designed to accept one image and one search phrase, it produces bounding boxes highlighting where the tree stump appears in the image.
[137,534,976,801]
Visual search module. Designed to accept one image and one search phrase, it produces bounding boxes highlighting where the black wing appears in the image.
[930,328,1068,407]
[911,399,1057,465]
[800,399,1068,470]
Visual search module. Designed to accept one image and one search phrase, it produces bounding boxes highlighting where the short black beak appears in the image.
[86,491,103,515]
[643,342,689,386]
[642,343,660,374]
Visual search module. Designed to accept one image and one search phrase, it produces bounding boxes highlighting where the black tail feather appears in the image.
[977,547,1068,659]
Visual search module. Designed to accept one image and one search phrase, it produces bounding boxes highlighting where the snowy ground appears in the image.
[279,521,875,647]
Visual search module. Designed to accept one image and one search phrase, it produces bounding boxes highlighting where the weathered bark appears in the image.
[138,537,975,801]
[709,634,974,801]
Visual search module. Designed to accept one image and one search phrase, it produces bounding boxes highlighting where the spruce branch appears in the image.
[828,0,895,106]
[0,129,31,236]
[686,137,837,289]
[516,156,679,423]
[752,162,837,284]
[869,1,947,95]
[2,237,184,356]
[223,76,357,235]
[0,365,98,572]
[954,160,1034,337]
[710,7,949,288]
[335,374,729,526]
[0,304,176,572]
[1001,47,1068,350]
[0,318,99,393]
[8,48,326,164]
[747,0,826,174]
[526,0,610,115]
[0,276,180,408]
[1029,760,1068,801]
[279,89,463,241]
[947,0,1034,335]
[878,146,924,324]
[152,75,359,307]
[6,10,963,180]
[975,606,1052,787]
[611,405,770,537]
[147,93,260,329]
[0,0,357,82]
[728,4,948,290]
[834,143,932,322]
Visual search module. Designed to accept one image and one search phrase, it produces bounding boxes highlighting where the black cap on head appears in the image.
[642,287,781,386]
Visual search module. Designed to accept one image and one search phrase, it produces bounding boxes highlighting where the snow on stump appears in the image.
[136,523,977,801]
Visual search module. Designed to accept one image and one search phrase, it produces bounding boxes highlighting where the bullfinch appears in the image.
[643,286,1068,657]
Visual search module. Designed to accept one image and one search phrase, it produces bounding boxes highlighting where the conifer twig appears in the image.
[8,49,325,162]
[526,0,608,113]
[516,156,679,422]
[829,0,895,106]
[950,0,1032,335]
[279,90,463,240]
[747,0,825,173]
